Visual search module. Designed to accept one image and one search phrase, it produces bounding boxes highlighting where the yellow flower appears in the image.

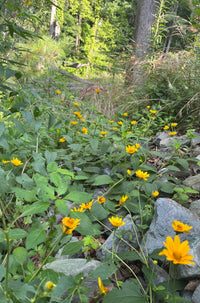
[118,121,123,126]
[150,116,154,120]
[56,90,61,94]
[100,131,107,137]
[97,196,106,204]
[126,145,137,154]
[109,216,126,228]
[146,105,150,109]
[127,169,131,175]
[172,220,192,233]
[98,277,108,295]
[74,111,82,118]
[163,125,169,130]
[95,88,101,93]
[44,281,56,291]
[135,143,140,149]
[135,170,149,181]
[25,0,31,5]
[126,131,132,134]
[70,207,84,212]
[59,137,66,142]
[62,217,80,234]
[159,235,195,265]
[80,200,93,210]
[131,120,137,125]
[113,127,118,130]
[2,160,10,164]
[61,99,64,102]
[152,190,159,197]
[71,121,78,125]
[150,110,157,114]
[82,127,88,134]
[171,123,178,127]
[123,113,128,116]
[74,102,79,106]
[10,157,23,166]
[81,119,86,123]
[168,131,177,136]
[119,195,128,206]
[109,120,114,124]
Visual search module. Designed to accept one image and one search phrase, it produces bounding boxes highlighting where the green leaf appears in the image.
[55,199,69,216]
[92,175,113,186]
[13,247,28,265]
[159,182,175,194]
[65,191,93,203]
[32,152,46,176]
[0,230,5,242]
[90,262,117,279]
[47,162,58,172]
[166,165,180,172]
[45,150,57,164]
[21,110,34,124]
[175,158,189,170]
[90,202,109,220]
[9,228,28,240]
[15,173,35,190]
[19,201,50,218]
[183,187,199,194]
[61,240,83,256]
[118,251,143,262]
[50,172,62,188]
[0,264,6,281]
[0,122,5,137]
[83,166,100,173]
[26,229,46,250]
[71,212,100,236]
[103,281,147,303]
[57,168,74,178]
[90,138,99,151]
[13,187,37,202]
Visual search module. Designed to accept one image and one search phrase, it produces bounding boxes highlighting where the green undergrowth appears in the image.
[0,85,198,303]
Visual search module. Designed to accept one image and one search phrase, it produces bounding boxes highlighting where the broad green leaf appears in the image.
[166,165,180,172]
[50,275,76,303]
[26,229,46,250]
[118,251,143,262]
[47,162,58,172]
[184,187,198,194]
[65,191,93,203]
[159,182,175,194]
[142,182,157,195]
[175,158,189,170]
[90,202,109,220]
[21,110,34,124]
[69,144,82,152]
[0,122,5,137]
[16,173,35,190]
[61,240,83,256]
[13,247,28,265]
[19,201,49,217]
[0,230,5,242]
[0,265,6,281]
[13,187,37,202]
[45,150,57,164]
[89,138,99,151]
[71,212,100,236]
[55,199,69,216]
[50,172,62,188]
[83,166,100,173]
[40,269,59,284]
[92,175,113,186]
[9,228,28,240]
[32,152,46,176]
[57,168,74,178]
[90,262,117,279]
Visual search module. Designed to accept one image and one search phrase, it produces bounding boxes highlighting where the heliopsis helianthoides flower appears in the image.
[113,127,118,130]
[60,98,64,102]
[150,110,157,114]
[74,111,82,118]
[126,131,132,134]
[172,220,192,233]
[2,159,10,164]
[109,120,114,124]
[168,131,177,136]
[163,125,169,130]
[100,131,107,137]
[82,127,88,134]
[119,195,129,206]
[71,121,78,125]
[95,88,101,93]
[171,123,178,127]
[81,118,86,123]
[74,102,79,106]
[118,121,123,126]
[11,157,23,166]
[25,0,31,5]
[44,281,56,292]
[70,206,84,212]
[126,144,138,154]
[80,200,93,210]
[56,89,61,94]
[146,105,150,109]
[97,196,106,204]
[135,169,149,181]
[123,113,128,116]
[98,277,108,295]
[109,216,126,228]
[59,137,66,142]
[131,120,137,125]
[62,217,80,234]
[127,169,131,175]
[159,235,195,265]
[150,116,154,120]
[152,190,159,197]
[135,143,141,149]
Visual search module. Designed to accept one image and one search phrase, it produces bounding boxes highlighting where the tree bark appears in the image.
[134,0,157,57]
[50,0,57,37]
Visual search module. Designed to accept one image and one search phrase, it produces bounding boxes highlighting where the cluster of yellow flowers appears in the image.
[126,143,140,154]
[62,217,80,235]
[135,169,149,181]
[163,122,178,136]
[71,200,94,212]
[2,157,23,166]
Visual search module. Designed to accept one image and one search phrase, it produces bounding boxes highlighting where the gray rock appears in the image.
[191,132,200,146]
[179,290,193,302]
[183,175,200,192]
[156,132,190,148]
[189,200,200,217]
[97,215,141,261]
[192,283,200,303]
[148,259,169,285]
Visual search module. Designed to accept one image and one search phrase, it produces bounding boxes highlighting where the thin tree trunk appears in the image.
[75,15,81,52]
[50,0,57,37]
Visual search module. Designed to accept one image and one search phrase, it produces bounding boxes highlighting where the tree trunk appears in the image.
[50,0,57,37]
[134,0,157,57]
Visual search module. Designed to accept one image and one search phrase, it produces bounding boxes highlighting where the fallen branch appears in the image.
[58,68,92,84]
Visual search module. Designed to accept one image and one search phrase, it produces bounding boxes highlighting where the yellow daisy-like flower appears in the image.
[131,120,137,125]
[97,196,106,204]
[98,277,108,295]
[126,145,137,154]
[152,190,159,197]
[127,169,131,175]
[74,111,82,118]
[168,131,177,136]
[74,102,79,106]
[109,120,114,124]
[95,88,101,93]
[135,143,140,149]
[80,200,93,210]
[109,216,126,228]
[146,105,150,109]
[25,0,31,5]
[150,116,154,120]
[56,90,61,95]
[123,113,128,116]
[135,169,149,181]
[100,131,107,137]
[2,160,10,164]
[61,99,64,102]
[163,125,169,130]
[59,137,66,142]
[119,195,128,206]
[171,123,178,127]
[44,281,56,291]
[82,127,88,134]
[81,119,86,123]
[159,235,195,265]
[71,121,78,125]
[172,220,192,233]
[70,207,84,212]
[118,121,123,126]
[10,157,23,166]
[126,131,132,134]
[150,110,157,114]
[62,217,80,234]
[113,127,118,130]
